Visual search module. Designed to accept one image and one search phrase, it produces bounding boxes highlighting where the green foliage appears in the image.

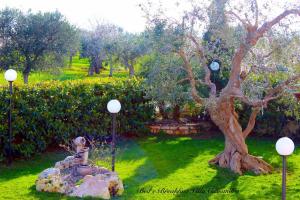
[0,79,154,159]
[0,8,76,81]
[143,53,190,106]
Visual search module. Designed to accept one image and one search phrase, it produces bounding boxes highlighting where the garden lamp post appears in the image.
[275,137,295,200]
[107,99,121,172]
[4,69,17,166]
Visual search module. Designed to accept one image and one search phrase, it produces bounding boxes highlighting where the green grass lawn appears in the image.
[0,56,129,86]
[0,135,299,200]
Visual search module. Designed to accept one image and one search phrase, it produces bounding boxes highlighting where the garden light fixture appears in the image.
[276,137,295,200]
[4,69,17,166]
[107,99,121,113]
[4,69,17,82]
[107,99,121,172]
[209,61,220,71]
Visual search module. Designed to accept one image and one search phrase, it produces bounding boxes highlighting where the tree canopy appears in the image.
[141,0,300,174]
[0,8,76,83]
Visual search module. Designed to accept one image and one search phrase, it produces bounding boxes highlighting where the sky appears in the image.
[0,0,299,33]
[0,0,147,32]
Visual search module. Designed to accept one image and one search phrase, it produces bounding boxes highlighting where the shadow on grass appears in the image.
[247,138,298,173]
[123,136,223,179]
[172,166,240,200]
[0,152,67,182]
[172,165,282,200]
[118,136,226,199]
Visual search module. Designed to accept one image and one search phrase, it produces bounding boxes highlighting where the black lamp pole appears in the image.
[282,156,287,200]
[7,81,13,166]
[111,113,116,172]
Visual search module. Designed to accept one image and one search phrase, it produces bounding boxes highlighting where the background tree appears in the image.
[142,22,194,121]
[99,24,123,77]
[0,8,76,83]
[67,29,81,68]
[80,23,121,76]
[142,0,300,174]
[80,30,103,75]
[144,53,191,121]
[118,32,148,77]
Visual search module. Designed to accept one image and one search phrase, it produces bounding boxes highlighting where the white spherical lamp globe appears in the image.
[4,69,17,82]
[107,99,121,113]
[276,137,295,156]
[210,61,220,71]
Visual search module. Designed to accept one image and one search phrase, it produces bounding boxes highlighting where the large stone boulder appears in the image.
[36,168,68,193]
[70,173,124,199]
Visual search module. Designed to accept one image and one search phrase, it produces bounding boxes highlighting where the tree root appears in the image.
[209,151,273,175]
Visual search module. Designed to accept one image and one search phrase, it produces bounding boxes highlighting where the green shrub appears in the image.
[0,78,154,159]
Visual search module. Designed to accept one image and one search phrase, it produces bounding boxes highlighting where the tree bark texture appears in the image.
[23,73,29,84]
[158,102,168,119]
[207,97,273,174]
[88,66,94,76]
[109,57,113,77]
[172,104,181,121]
[69,55,73,68]
[129,64,135,78]
[23,57,31,84]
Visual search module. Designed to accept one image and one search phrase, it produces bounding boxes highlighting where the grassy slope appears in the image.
[0,56,129,86]
[0,136,299,200]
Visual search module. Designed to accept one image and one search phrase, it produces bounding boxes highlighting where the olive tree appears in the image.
[142,0,300,174]
[117,32,148,77]
[80,23,122,76]
[0,8,76,83]
[144,53,191,121]
[142,24,194,121]
[81,30,104,75]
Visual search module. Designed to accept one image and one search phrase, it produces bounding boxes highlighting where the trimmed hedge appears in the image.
[0,78,154,160]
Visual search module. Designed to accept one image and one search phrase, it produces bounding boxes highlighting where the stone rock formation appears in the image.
[36,168,68,193]
[36,136,124,199]
[70,173,124,199]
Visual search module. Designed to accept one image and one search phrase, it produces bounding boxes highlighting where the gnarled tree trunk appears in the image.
[69,55,73,68]
[208,97,273,174]
[129,65,135,78]
[158,101,168,119]
[23,59,31,84]
[23,73,29,84]
[109,56,113,77]
[94,65,100,74]
[88,66,94,76]
[172,104,181,121]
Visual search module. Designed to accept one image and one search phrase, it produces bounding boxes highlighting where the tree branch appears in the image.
[226,11,250,28]
[243,107,260,138]
[178,49,203,104]
[176,78,190,84]
[265,73,300,99]
[257,9,300,38]
[239,73,300,107]
[226,8,300,94]
[253,0,259,27]
[188,35,217,96]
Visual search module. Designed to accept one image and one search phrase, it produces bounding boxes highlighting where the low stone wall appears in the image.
[148,123,201,135]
